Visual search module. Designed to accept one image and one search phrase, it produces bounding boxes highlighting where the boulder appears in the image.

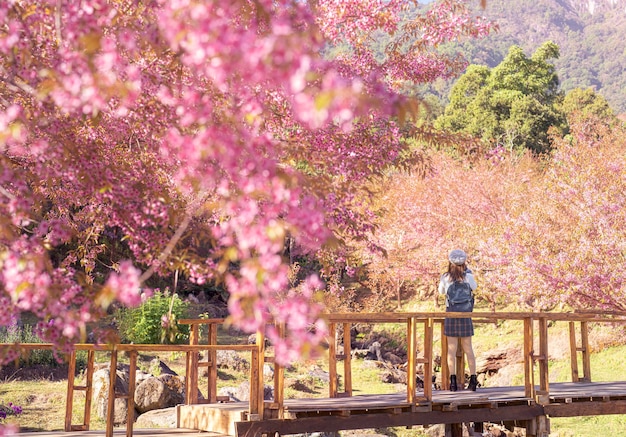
[383,352,404,366]
[247,334,270,346]
[236,380,274,401]
[476,347,524,387]
[307,366,330,383]
[217,381,273,402]
[367,341,383,361]
[424,424,446,437]
[360,360,384,370]
[93,366,132,425]
[216,350,249,372]
[217,386,240,402]
[352,348,369,359]
[134,374,185,414]
[135,407,177,428]
[148,358,178,376]
[380,368,407,384]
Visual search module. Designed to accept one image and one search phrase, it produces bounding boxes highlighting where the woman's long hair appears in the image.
[447,263,466,282]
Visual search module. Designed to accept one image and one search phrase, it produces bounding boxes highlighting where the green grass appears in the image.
[0,379,107,432]
[476,320,626,436]
[550,415,626,437]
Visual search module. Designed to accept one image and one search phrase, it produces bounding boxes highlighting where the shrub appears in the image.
[0,324,57,367]
[116,289,190,344]
[0,323,89,372]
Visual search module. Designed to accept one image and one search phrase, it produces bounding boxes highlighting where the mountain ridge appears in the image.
[443,0,626,112]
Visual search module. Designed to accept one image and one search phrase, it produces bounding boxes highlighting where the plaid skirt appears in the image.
[444,316,474,337]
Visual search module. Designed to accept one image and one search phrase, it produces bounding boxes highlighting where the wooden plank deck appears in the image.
[178,381,626,436]
[13,383,626,437]
[265,380,626,412]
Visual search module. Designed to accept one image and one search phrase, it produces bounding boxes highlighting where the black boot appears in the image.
[468,374,478,391]
[449,374,458,392]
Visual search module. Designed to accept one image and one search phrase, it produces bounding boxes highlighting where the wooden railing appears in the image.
[3,341,259,437]
[3,310,626,436]
[324,311,626,405]
[178,318,224,405]
[178,311,626,415]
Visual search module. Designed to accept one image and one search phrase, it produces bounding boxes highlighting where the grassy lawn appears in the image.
[550,415,626,437]
[0,379,109,432]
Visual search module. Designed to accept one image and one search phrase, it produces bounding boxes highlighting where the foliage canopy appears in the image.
[436,41,566,154]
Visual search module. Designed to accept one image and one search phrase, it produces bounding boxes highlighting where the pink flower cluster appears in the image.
[104,261,144,307]
[267,276,329,366]
[0,424,18,436]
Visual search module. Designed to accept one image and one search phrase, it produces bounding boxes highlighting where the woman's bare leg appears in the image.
[447,336,458,375]
[461,336,476,375]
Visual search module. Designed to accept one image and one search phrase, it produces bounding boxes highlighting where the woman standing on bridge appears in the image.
[438,249,479,391]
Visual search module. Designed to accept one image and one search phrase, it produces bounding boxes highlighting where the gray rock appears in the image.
[367,341,383,361]
[134,374,185,414]
[93,366,131,425]
[383,352,404,365]
[308,366,330,383]
[216,350,249,372]
[217,386,241,402]
[149,358,178,376]
[380,368,407,384]
[218,381,273,402]
[135,407,177,428]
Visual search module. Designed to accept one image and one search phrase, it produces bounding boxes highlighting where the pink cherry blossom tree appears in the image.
[0,0,492,370]
[368,115,626,313]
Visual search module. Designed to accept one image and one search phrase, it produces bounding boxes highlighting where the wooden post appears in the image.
[185,340,191,404]
[569,321,580,382]
[273,322,285,418]
[406,317,416,404]
[423,317,434,402]
[126,350,137,437]
[64,350,77,432]
[343,322,352,396]
[207,321,218,403]
[249,342,260,419]
[446,422,464,437]
[441,327,449,390]
[528,415,550,437]
[524,316,535,398]
[83,349,94,429]
[526,411,551,436]
[581,321,591,382]
[186,323,200,404]
[538,316,549,397]
[255,330,266,419]
[328,322,338,397]
[106,349,118,437]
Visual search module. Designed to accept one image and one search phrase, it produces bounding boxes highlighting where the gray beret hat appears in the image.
[449,249,467,265]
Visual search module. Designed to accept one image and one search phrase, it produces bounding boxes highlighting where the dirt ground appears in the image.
[0,362,70,381]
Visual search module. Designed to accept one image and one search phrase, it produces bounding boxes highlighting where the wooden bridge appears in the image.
[7,311,626,437]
